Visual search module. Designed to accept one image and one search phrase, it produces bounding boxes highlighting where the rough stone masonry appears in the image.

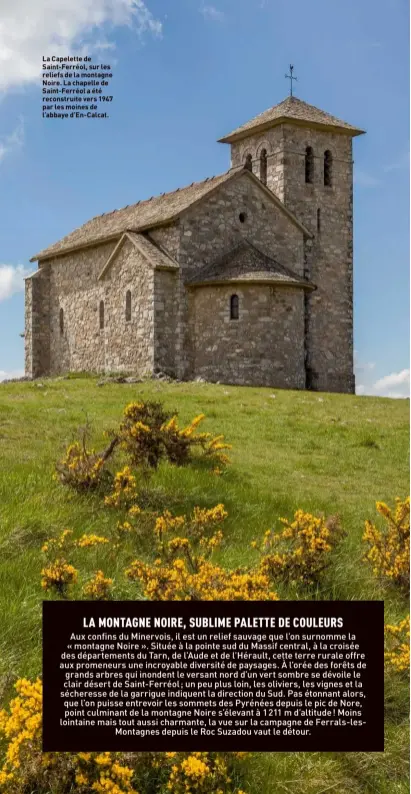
[25,95,365,393]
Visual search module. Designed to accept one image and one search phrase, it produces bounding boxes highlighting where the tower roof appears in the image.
[218,95,365,144]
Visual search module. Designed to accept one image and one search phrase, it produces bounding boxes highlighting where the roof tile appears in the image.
[186,240,315,289]
[218,96,365,143]
[31,170,236,262]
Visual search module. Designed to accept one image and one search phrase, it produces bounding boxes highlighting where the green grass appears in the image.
[0,375,409,792]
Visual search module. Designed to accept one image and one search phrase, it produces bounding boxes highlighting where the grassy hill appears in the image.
[0,375,409,793]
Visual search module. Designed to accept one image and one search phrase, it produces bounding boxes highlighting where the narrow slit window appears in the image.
[59,308,64,335]
[317,208,321,232]
[99,300,105,330]
[324,150,332,186]
[305,146,314,184]
[230,294,239,320]
[244,153,252,171]
[260,148,267,185]
[125,290,132,322]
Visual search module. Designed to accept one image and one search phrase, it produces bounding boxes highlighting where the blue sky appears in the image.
[0,0,409,396]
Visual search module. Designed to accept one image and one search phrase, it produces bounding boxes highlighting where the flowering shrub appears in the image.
[56,403,232,498]
[0,678,43,791]
[117,401,170,469]
[385,616,410,673]
[154,503,227,560]
[41,528,74,555]
[127,556,278,601]
[55,434,118,492]
[116,403,232,471]
[104,466,138,508]
[0,678,137,793]
[41,529,111,598]
[75,534,110,549]
[40,559,78,597]
[363,498,410,589]
[82,570,113,600]
[0,680,248,794]
[160,414,232,469]
[256,511,345,586]
[73,752,136,794]
[42,529,110,559]
[125,503,278,601]
[165,751,246,793]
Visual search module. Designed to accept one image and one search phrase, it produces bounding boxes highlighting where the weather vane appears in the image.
[285,64,297,97]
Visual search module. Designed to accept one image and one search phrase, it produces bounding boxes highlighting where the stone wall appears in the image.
[281,127,354,393]
[25,266,51,378]
[46,240,115,374]
[149,224,180,260]
[100,238,155,374]
[230,125,286,200]
[150,224,181,375]
[178,171,305,379]
[189,283,305,388]
[27,238,156,376]
[230,125,356,393]
[153,269,177,375]
[25,135,356,393]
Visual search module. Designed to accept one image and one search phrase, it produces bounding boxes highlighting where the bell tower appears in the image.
[218,94,365,394]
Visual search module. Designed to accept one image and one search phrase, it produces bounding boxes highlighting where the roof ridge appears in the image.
[89,172,225,225]
[30,170,236,261]
[141,230,180,268]
[30,165,310,263]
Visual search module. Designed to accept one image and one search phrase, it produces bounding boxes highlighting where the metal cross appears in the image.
[285,64,297,97]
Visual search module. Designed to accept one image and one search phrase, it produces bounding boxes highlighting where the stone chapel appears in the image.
[25,95,365,392]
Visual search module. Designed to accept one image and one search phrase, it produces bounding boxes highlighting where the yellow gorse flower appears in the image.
[105,466,138,508]
[75,534,110,548]
[83,571,113,601]
[42,529,73,554]
[385,615,410,672]
[55,441,106,491]
[41,559,78,596]
[363,497,409,589]
[0,679,248,792]
[258,511,344,586]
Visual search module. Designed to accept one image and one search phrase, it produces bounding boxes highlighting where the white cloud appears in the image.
[356,369,410,399]
[0,118,24,164]
[0,0,162,93]
[373,369,410,397]
[0,369,24,382]
[0,264,31,301]
[200,5,225,21]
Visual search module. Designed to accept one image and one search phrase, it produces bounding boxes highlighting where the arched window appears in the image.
[230,294,239,320]
[59,308,64,335]
[259,148,267,185]
[244,153,252,172]
[324,150,332,186]
[317,208,321,232]
[125,290,131,322]
[305,146,314,184]
[99,300,105,330]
